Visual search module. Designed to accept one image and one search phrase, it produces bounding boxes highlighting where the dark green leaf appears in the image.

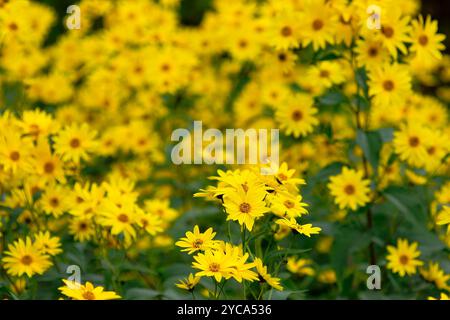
[356,129,383,176]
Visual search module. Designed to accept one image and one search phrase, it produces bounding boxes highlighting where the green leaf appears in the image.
[355,68,369,97]
[383,188,425,228]
[356,129,383,176]
[378,127,394,143]
[330,227,371,291]
[310,162,345,183]
[265,248,311,260]
[125,288,162,300]
[318,91,347,106]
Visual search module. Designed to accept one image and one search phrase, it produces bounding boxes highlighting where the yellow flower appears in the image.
[307,61,345,90]
[355,38,390,71]
[318,269,336,284]
[436,206,450,234]
[372,9,411,58]
[386,238,423,277]
[299,0,337,51]
[393,123,431,168]
[33,231,63,256]
[19,109,59,139]
[176,274,201,291]
[269,12,302,51]
[53,123,98,163]
[316,236,334,254]
[98,200,137,243]
[136,209,164,236]
[273,162,306,191]
[144,199,178,224]
[69,217,95,242]
[33,138,66,183]
[368,63,412,108]
[0,131,35,174]
[232,252,258,283]
[192,249,237,282]
[287,257,315,277]
[2,237,52,277]
[405,169,427,185]
[275,93,319,138]
[39,184,70,218]
[275,217,321,237]
[175,225,217,254]
[223,187,269,232]
[420,261,450,291]
[409,15,446,64]
[428,293,450,300]
[59,280,121,300]
[328,167,371,211]
[254,258,283,291]
[270,191,308,219]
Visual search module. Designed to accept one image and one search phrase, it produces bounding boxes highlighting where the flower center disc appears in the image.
[399,255,409,265]
[209,263,220,272]
[21,255,33,265]
[383,80,395,91]
[281,26,292,37]
[409,136,420,147]
[344,185,355,195]
[239,202,251,213]
[10,151,20,161]
[312,19,324,31]
[82,291,96,300]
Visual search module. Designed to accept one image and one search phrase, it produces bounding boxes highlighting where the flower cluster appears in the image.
[0,0,449,300]
[176,164,320,297]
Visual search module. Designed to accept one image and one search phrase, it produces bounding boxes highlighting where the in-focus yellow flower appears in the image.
[176,225,217,254]
[275,217,321,237]
[176,273,201,291]
[386,238,423,277]
[59,280,121,300]
[223,187,269,232]
[270,191,308,219]
[273,162,306,191]
[254,258,283,291]
[192,249,237,282]
[428,293,450,300]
